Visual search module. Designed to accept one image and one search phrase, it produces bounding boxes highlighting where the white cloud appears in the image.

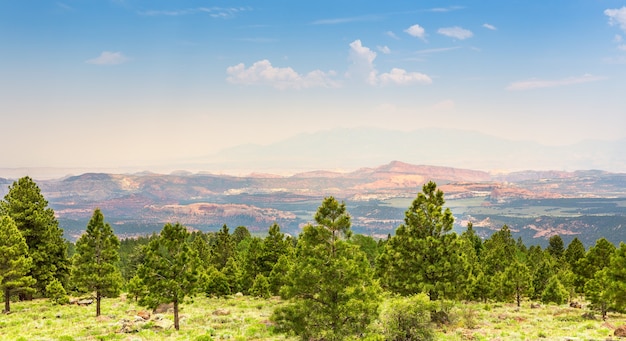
[347,40,432,87]
[605,7,626,32]
[482,23,497,30]
[226,60,338,90]
[379,68,432,86]
[615,34,623,42]
[427,6,464,12]
[85,51,129,65]
[312,15,379,25]
[405,24,427,40]
[506,74,607,91]
[139,7,249,19]
[619,44,626,51]
[227,40,432,89]
[415,46,461,54]
[386,31,399,40]
[377,46,391,54]
[438,26,473,40]
[347,40,378,85]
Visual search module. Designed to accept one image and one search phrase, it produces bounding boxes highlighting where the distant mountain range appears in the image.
[1,160,625,247]
[190,127,626,174]
[1,128,624,179]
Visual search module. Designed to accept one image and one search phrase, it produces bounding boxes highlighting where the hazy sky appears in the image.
[1,0,626,170]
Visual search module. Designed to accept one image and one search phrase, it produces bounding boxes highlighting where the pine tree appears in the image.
[378,182,469,300]
[565,237,587,293]
[502,260,533,307]
[603,242,626,314]
[138,222,200,330]
[71,209,123,316]
[272,197,380,340]
[585,269,611,319]
[232,225,251,245]
[542,275,568,305]
[578,238,616,287]
[210,224,235,270]
[547,235,565,260]
[0,215,36,313]
[1,177,69,296]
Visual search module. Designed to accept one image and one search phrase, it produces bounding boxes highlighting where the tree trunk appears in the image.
[174,299,180,330]
[96,291,101,317]
[4,289,10,313]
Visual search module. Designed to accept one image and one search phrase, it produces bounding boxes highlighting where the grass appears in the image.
[2,296,626,340]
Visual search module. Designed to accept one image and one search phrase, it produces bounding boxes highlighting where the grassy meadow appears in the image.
[2,294,626,341]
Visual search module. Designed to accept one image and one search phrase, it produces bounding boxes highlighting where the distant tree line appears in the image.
[2,176,626,338]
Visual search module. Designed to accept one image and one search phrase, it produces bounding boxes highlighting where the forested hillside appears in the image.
[3,176,626,339]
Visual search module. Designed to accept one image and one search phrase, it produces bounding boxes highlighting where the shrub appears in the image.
[541,276,568,305]
[249,274,271,299]
[45,278,69,305]
[379,293,435,341]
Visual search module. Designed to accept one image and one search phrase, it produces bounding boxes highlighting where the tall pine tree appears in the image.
[272,197,380,340]
[71,209,123,316]
[138,222,199,330]
[1,176,69,296]
[0,215,36,313]
[377,181,469,300]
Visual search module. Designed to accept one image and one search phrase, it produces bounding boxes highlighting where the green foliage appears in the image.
[272,197,380,341]
[249,274,271,299]
[565,237,587,292]
[502,260,533,307]
[607,243,626,312]
[71,209,123,316]
[138,222,200,330]
[45,278,69,305]
[202,266,230,297]
[379,293,435,341]
[222,257,243,294]
[350,233,380,267]
[578,238,616,285]
[0,215,36,312]
[0,176,69,296]
[126,274,146,302]
[268,254,292,296]
[377,182,469,300]
[541,276,568,305]
[547,235,565,260]
[210,225,235,270]
[232,226,251,245]
[585,269,611,319]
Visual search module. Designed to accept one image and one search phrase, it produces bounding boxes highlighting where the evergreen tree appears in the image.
[602,242,626,314]
[377,182,469,300]
[222,256,243,294]
[269,254,293,296]
[126,274,146,302]
[547,235,565,260]
[541,276,568,305]
[585,269,611,319]
[138,222,199,330]
[71,209,123,316]
[210,224,235,270]
[260,223,291,275]
[565,237,587,293]
[578,238,616,286]
[232,225,251,245]
[502,260,533,307]
[202,265,230,297]
[250,274,271,299]
[0,215,36,313]
[272,197,380,340]
[45,278,69,305]
[1,176,69,296]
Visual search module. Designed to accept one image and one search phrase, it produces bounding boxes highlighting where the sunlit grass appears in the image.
[2,295,625,340]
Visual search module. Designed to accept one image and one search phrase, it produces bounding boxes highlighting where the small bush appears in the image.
[249,274,271,299]
[45,278,69,305]
[379,293,435,341]
[541,276,568,305]
[194,335,213,341]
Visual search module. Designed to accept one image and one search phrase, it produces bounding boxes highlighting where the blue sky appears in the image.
[1,1,626,171]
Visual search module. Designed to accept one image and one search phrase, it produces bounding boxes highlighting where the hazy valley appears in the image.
[2,160,625,247]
